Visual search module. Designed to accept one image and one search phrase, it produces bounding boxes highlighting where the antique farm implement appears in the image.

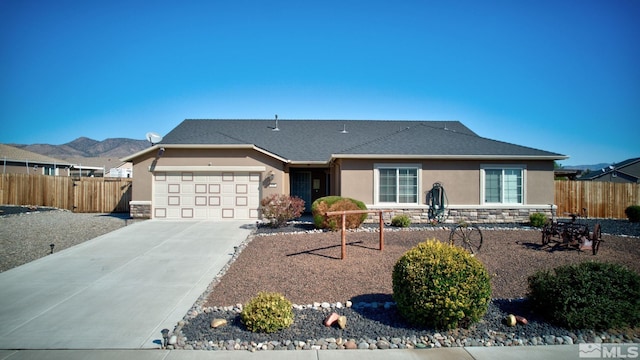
[449,222,483,255]
[541,208,603,255]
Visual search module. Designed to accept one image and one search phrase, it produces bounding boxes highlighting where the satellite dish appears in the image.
[146,132,163,145]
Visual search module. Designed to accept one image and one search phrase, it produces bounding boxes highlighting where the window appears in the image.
[375,165,420,204]
[482,166,524,204]
[42,166,58,176]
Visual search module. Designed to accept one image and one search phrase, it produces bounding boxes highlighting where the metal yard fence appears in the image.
[0,174,132,213]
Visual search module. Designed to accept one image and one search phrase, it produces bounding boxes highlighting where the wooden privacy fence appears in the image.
[0,174,132,213]
[2,174,638,218]
[554,181,640,219]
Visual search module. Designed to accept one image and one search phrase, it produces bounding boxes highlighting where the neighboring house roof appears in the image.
[63,157,128,169]
[579,157,640,182]
[123,119,567,163]
[0,144,72,166]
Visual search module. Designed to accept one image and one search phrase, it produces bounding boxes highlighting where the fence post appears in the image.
[341,213,346,260]
[379,210,384,251]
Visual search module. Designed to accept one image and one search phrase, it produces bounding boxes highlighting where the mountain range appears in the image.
[10,137,149,160]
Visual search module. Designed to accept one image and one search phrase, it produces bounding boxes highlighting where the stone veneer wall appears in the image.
[365,206,556,224]
[130,201,152,219]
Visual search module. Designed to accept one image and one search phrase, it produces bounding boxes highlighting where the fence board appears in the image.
[554,181,640,219]
[0,174,131,213]
[2,174,638,217]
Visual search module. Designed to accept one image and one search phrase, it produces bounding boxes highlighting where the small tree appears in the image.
[260,194,305,228]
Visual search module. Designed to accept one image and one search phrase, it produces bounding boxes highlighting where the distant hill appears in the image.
[9,137,149,159]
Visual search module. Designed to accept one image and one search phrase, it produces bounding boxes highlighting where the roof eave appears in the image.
[120,144,290,163]
[288,160,330,166]
[331,154,568,161]
[1,158,73,167]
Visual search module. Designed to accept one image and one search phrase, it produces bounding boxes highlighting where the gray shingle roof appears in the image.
[159,119,565,162]
[0,144,72,165]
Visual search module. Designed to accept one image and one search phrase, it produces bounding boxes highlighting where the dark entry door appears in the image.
[291,171,312,212]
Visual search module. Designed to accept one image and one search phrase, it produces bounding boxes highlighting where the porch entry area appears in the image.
[289,168,329,213]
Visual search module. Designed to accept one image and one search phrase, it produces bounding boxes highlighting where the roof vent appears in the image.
[340,124,349,134]
[272,114,280,131]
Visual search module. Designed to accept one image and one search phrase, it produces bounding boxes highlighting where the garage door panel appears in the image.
[222,196,234,206]
[167,208,181,218]
[154,171,260,220]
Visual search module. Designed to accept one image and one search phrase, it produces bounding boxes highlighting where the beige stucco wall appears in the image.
[338,158,555,206]
[129,147,287,202]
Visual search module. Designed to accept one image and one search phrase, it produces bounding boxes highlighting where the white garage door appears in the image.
[153,171,260,220]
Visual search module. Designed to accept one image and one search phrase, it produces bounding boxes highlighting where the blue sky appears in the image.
[1,0,638,166]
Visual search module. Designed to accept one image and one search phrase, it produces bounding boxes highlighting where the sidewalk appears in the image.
[0,346,583,360]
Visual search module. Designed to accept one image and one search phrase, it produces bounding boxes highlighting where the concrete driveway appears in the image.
[0,220,253,349]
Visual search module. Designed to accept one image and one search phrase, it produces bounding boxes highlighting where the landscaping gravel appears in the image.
[173,217,639,351]
[0,205,141,272]
[2,207,638,351]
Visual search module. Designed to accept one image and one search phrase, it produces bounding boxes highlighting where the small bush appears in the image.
[529,212,548,228]
[311,196,367,230]
[392,239,491,329]
[528,262,640,330]
[625,205,640,223]
[260,194,305,228]
[241,292,294,333]
[391,214,411,227]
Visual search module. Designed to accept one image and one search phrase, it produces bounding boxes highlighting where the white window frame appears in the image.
[480,164,526,205]
[374,163,422,206]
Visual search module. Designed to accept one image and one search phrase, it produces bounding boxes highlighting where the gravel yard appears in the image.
[204,224,640,306]
[0,205,141,272]
[182,219,639,351]
[2,207,639,350]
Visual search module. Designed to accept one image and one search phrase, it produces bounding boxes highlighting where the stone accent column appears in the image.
[130,201,152,219]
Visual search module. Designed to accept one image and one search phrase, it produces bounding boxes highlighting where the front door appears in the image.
[290,171,312,213]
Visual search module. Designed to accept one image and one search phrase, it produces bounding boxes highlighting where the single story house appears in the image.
[578,157,640,183]
[0,144,72,176]
[122,119,567,223]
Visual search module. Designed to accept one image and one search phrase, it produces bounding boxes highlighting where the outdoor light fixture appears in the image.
[161,328,170,348]
[157,147,165,157]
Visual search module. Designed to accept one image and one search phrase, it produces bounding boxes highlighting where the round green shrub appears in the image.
[392,239,492,329]
[529,212,548,228]
[311,196,367,230]
[625,205,640,223]
[391,214,411,227]
[528,262,640,330]
[240,292,294,333]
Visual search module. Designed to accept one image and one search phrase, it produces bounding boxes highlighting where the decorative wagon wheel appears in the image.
[449,223,483,255]
[591,223,602,255]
